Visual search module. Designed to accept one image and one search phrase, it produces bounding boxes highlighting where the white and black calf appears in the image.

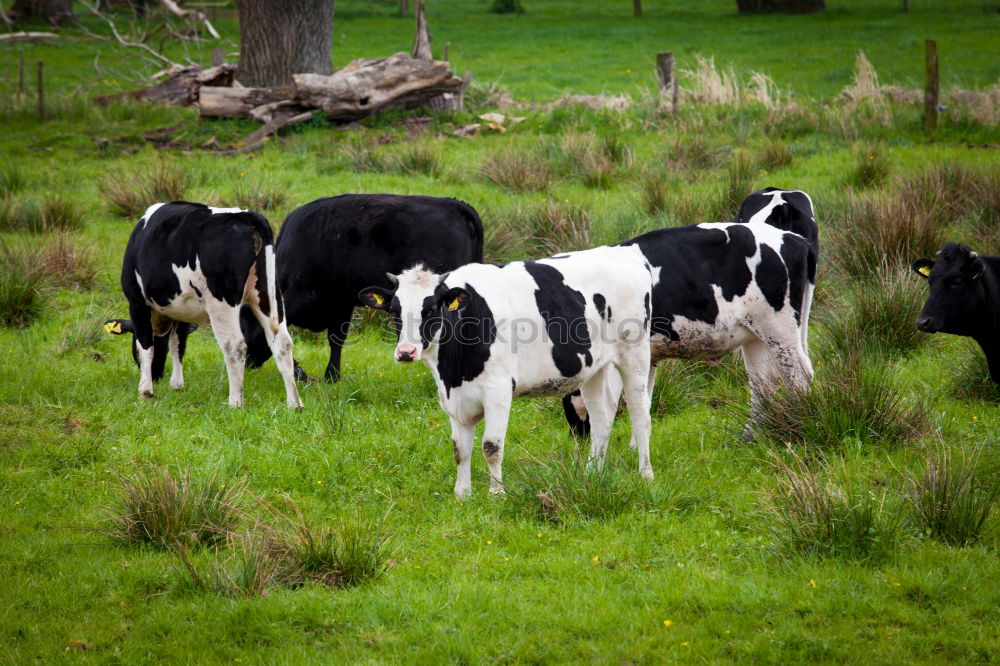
[240,194,484,382]
[360,246,655,499]
[913,242,1000,384]
[563,219,816,438]
[109,202,302,409]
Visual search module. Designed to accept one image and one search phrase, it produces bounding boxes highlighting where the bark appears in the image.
[236,0,334,87]
[93,64,235,107]
[198,86,291,118]
[7,0,73,24]
[293,52,463,121]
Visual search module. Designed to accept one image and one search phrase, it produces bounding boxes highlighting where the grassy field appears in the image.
[2,1,1000,663]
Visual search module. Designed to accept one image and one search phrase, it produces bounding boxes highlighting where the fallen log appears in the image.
[94,64,235,107]
[214,110,315,155]
[0,32,60,42]
[292,52,463,121]
[198,86,290,118]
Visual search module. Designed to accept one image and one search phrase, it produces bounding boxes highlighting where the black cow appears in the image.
[913,242,1000,384]
[240,194,484,381]
[107,202,302,409]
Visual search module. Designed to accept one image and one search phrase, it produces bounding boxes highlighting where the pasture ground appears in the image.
[2,1,1000,663]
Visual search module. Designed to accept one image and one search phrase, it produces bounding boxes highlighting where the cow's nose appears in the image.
[396,344,418,362]
[915,316,938,332]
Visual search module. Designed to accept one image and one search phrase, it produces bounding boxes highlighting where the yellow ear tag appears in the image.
[917,265,932,277]
[105,321,122,334]
[372,293,385,305]
[448,298,461,312]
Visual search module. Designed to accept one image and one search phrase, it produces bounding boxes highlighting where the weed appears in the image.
[232,175,289,214]
[40,234,97,291]
[748,349,928,449]
[849,142,891,189]
[100,159,188,218]
[105,467,246,550]
[764,448,903,562]
[0,241,45,327]
[819,261,926,358]
[907,445,999,547]
[480,146,555,192]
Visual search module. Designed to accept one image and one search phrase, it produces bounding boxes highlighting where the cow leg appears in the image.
[324,305,355,382]
[205,301,247,408]
[481,393,512,495]
[450,418,476,500]
[248,307,304,410]
[580,366,616,472]
[168,324,185,390]
[619,363,653,480]
[129,302,156,399]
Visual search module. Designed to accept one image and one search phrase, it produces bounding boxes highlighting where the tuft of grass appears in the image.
[828,191,949,281]
[40,234,97,291]
[0,196,82,233]
[232,175,289,214]
[907,445,999,547]
[507,199,592,256]
[638,171,670,215]
[718,152,757,219]
[0,165,25,197]
[390,142,445,178]
[650,360,711,417]
[480,146,555,192]
[667,135,728,172]
[759,139,793,172]
[547,131,632,189]
[747,350,928,449]
[764,448,903,562]
[285,511,393,588]
[819,261,926,358]
[99,160,188,218]
[849,142,891,189]
[0,242,46,327]
[105,467,246,550]
[503,447,657,524]
[56,314,110,356]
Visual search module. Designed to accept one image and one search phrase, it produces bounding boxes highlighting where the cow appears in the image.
[913,242,1000,384]
[359,245,655,499]
[562,218,816,439]
[107,201,302,409]
[239,194,484,382]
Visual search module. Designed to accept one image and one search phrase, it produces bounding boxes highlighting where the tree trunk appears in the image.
[7,0,73,24]
[236,0,334,88]
[633,0,642,17]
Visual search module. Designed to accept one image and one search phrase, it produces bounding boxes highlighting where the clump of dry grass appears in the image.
[759,139,793,172]
[480,146,555,192]
[838,51,891,126]
[0,196,85,233]
[667,135,728,173]
[0,241,46,327]
[40,234,97,291]
[100,159,188,218]
[682,55,740,105]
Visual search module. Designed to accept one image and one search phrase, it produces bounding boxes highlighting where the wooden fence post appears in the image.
[656,51,678,113]
[18,51,25,99]
[36,60,44,119]
[634,0,642,17]
[924,39,938,132]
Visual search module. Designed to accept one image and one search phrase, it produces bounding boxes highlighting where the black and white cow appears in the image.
[359,246,655,499]
[562,218,816,438]
[108,202,302,409]
[913,242,1000,384]
[240,194,484,381]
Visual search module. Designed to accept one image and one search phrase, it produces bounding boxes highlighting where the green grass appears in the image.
[2,1,1000,662]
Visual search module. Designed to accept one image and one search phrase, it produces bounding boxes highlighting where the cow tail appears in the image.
[461,201,485,263]
[249,214,280,335]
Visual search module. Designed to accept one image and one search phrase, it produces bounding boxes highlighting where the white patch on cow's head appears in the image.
[207,206,247,215]
[393,265,446,362]
[140,203,166,228]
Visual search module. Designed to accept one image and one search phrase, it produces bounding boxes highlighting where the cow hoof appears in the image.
[489,485,506,496]
[170,380,184,390]
[454,486,472,500]
[640,468,654,481]
[140,391,154,399]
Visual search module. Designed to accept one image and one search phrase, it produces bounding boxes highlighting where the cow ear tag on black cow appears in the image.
[912,259,934,278]
[105,321,122,334]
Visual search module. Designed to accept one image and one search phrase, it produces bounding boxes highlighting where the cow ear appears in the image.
[358,287,392,310]
[912,258,935,279]
[440,287,470,313]
[104,319,134,335]
[970,257,985,281]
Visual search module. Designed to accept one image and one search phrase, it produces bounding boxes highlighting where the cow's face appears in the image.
[105,318,140,366]
[913,243,986,336]
[359,267,469,363]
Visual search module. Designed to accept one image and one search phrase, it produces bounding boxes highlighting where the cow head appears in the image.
[359,266,469,363]
[912,242,986,336]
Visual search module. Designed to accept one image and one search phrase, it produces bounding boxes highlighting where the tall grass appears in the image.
[849,142,891,189]
[484,199,592,261]
[479,146,555,192]
[906,445,999,547]
[100,159,188,218]
[40,234,97,291]
[231,175,289,214]
[0,196,85,233]
[105,467,247,550]
[747,349,928,449]
[0,165,25,197]
[948,342,1000,402]
[0,242,45,327]
[764,448,903,562]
